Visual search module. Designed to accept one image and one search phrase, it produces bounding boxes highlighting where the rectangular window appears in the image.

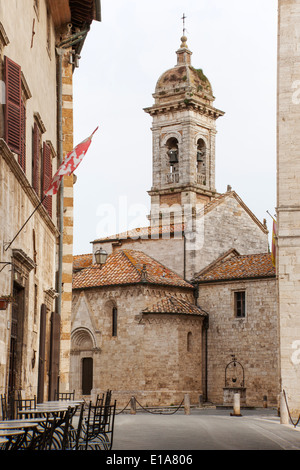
[112,307,117,337]
[234,291,246,318]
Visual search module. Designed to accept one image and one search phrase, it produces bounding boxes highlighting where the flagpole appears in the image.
[266,210,276,222]
[4,196,48,252]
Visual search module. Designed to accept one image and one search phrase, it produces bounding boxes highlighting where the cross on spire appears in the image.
[181,13,186,36]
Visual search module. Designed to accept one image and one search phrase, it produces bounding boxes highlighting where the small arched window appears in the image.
[197,138,206,185]
[112,307,118,337]
[187,332,193,352]
[166,138,179,173]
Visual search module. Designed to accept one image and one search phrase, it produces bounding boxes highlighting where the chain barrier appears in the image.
[115,399,132,415]
[116,396,185,415]
[283,389,300,428]
[134,397,185,415]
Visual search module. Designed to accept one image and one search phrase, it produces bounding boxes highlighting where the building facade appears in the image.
[0,0,100,405]
[72,250,207,407]
[71,35,278,407]
[277,0,300,418]
[195,251,278,406]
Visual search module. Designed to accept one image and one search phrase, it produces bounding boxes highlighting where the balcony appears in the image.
[166,173,179,184]
[197,174,206,185]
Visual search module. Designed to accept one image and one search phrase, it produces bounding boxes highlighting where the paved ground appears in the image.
[112,408,300,451]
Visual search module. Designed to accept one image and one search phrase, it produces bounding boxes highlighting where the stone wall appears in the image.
[0,0,59,399]
[197,278,279,406]
[93,192,269,282]
[71,285,204,407]
[277,0,300,417]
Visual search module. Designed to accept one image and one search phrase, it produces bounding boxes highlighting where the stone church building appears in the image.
[72,35,279,407]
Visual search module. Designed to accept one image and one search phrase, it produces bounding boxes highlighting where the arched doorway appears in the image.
[71,327,97,396]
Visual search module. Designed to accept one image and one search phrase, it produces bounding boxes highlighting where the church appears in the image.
[71,34,279,408]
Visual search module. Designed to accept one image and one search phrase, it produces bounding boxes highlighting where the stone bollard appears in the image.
[130,396,136,415]
[230,392,242,417]
[263,395,268,408]
[184,394,190,415]
[199,394,203,408]
[280,392,289,425]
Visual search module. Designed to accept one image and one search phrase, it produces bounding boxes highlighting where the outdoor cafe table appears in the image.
[0,420,42,430]
[0,429,26,450]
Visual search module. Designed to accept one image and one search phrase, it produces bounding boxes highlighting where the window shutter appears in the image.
[32,122,41,197]
[42,142,52,217]
[37,304,47,403]
[48,311,60,401]
[5,56,22,155]
[19,102,26,172]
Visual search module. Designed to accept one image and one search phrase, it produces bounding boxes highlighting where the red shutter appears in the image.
[19,102,26,172]
[32,122,40,197]
[5,56,21,155]
[42,142,52,217]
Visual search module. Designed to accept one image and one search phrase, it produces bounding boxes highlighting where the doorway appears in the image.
[82,357,93,395]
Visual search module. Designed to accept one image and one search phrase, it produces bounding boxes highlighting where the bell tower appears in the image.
[144,34,224,225]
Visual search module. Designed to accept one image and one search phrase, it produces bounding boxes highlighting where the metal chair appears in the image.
[69,402,85,450]
[15,395,37,419]
[77,400,117,450]
[54,390,75,401]
[0,394,8,420]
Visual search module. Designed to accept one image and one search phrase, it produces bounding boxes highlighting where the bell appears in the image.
[169,150,178,163]
[197,151,204,162]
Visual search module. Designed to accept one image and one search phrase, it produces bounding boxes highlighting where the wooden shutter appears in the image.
[42,142,52,217]
[32,122,41,197]
[48,312,60,401]
[5,56,22,155]
[19,102,26,172]
[37,304,47,403]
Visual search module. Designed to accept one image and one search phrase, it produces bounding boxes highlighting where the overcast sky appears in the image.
[72,0,277,255]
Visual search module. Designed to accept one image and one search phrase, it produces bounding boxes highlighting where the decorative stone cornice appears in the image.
[0,22,9,49]
[34,112,46,134]
[144,99,225,120]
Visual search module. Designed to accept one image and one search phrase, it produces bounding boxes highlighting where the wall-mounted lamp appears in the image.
[94,248,108,267]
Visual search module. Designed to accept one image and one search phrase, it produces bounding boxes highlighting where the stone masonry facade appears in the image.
[277,0,300,416]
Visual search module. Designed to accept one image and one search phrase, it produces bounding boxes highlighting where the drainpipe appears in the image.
[56,48,64,318]
[194,282,209,403]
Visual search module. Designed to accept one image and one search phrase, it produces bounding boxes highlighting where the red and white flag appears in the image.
[44,127,98,197]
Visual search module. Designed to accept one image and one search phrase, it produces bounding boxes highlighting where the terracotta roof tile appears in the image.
[73,253,93,271]
[142,296,208,316]
[195,253,275,283]
[73,250,193,290]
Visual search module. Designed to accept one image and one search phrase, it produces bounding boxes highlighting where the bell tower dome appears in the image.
[144,34,225,225]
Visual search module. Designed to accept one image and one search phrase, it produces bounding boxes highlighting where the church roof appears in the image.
[194,252,275,283]
[73,249,193,290]
[92,191,268,244]
[142,296,208,317]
